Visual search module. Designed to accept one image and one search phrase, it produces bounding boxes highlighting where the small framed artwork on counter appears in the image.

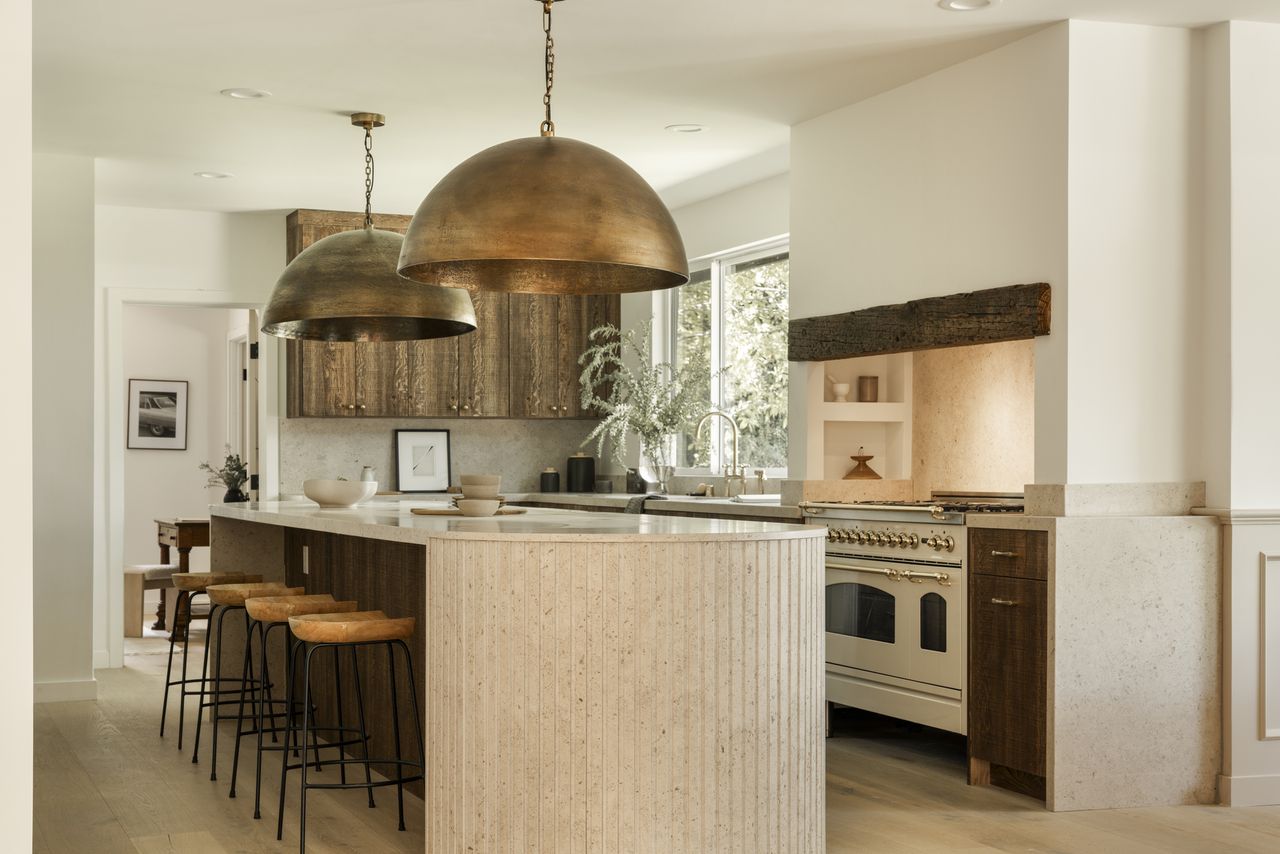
[395,429,451,492]
[127,379,189,450]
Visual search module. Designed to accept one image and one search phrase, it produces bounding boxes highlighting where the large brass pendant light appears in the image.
[261,113,477,342]
[397,0,689,296]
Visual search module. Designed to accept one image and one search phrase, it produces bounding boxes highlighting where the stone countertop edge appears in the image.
[964,513,1054,531]
[505,492,804,519]
[209,501,822,545]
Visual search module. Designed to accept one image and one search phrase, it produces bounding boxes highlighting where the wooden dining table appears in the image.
[154,517,209,631]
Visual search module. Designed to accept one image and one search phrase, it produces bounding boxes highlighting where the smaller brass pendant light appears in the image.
[261,113,477,342]
[397,0,689,296]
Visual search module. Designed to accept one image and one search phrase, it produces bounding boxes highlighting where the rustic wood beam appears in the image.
[788,283,1051,362]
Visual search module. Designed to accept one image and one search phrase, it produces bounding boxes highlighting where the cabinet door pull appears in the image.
[356,403,366,411]
[460,403,471,413]
[990,597,1019,606]
[990,550,1019,558]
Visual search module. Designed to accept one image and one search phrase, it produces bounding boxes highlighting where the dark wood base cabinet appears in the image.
[968,527,1048,802]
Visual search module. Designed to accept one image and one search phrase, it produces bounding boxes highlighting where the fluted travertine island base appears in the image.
[209,501,826,853]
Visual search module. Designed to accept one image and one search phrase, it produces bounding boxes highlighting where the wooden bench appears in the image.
[124,564,179,638]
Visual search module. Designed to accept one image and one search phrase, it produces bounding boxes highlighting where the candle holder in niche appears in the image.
[857,376,879,403]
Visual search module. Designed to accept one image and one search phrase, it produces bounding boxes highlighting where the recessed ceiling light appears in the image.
[194,171,233,179]
[938,0,995,10]
[220,87,271,100]
[665,123,706,134]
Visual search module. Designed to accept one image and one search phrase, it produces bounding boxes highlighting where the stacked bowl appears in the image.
[457,474,502,517]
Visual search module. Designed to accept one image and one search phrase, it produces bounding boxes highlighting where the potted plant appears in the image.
[578,321,709,493]
[200,446,250,503]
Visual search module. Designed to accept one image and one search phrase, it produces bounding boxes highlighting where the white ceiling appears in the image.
[34,0,1280,214]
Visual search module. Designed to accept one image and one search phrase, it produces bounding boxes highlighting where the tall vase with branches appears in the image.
[578,321,709,493]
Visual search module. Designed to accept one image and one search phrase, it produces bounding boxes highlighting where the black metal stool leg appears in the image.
[332,645,348,786]
[209,607,251,781]
[253,621,285,820]
[298,643,319,854]
[176,591,200,752]
[160,589,188,738]
[350,644,376,808]
[188,599,218,757]
[277,636,299,842]
[387,641,406,832]
[396,639,426,783]
[229,617,259,798]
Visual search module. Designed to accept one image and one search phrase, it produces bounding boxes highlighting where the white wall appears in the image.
[122,305,235,582]
[93,205,285,666]
[2,0,34,840]
[34,153,97,701]
[789,24,1069,479]
[1223,21,1280,510]
[1065,21,1201,485]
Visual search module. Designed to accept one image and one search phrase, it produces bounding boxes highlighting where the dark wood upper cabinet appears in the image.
[459,292,510,418]
[283,210,619,420]
[509,294,563,419]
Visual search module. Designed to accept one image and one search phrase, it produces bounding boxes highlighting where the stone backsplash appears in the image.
[278,418,609,495]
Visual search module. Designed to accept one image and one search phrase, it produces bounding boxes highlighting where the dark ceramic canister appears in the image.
[539,467,561,493]
[566,453,595,493]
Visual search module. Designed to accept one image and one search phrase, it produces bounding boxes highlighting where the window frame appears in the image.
[653,234,790,479]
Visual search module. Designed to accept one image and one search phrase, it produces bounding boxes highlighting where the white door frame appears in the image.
[99,287,280,669]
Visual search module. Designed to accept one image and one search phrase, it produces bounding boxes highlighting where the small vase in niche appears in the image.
[223,486,250,503]
[843,447,881,480]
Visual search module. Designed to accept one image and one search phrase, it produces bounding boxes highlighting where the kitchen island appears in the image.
[209,500,826,853]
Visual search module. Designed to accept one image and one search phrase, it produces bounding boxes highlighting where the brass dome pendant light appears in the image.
[397,0,689,296]
[261,113,477,341]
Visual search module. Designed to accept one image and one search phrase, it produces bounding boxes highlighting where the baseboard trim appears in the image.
[1220,773,1280,806]
[34,678,98,704]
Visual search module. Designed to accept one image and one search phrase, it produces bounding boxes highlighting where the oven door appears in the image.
[825,559,911,679]
[899,565,963,691]
[826,556,964,691]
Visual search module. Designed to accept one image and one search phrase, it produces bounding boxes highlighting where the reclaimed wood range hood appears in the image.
[788,282,1051,361]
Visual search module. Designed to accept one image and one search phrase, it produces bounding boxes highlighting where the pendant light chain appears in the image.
[540,0,556,137]
[363,125,376,229]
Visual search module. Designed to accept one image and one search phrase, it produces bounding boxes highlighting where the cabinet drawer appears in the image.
[157,525,178,547]
[969,528,1047,580]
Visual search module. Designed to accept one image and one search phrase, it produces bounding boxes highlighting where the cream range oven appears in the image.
[802,496,1022,735]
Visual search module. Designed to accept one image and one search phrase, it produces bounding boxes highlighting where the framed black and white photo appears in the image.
[395,429,451,492]
[127,379,189,450]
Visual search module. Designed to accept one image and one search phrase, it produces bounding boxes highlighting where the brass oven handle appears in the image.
[990,550,1019,558]
[990,598,1018,606]
[826,563,903,581]
[904,570,953,587]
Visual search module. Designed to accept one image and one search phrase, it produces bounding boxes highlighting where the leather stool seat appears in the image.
[288,611,415,644]
[206,582,302,607]
[245,593,358,623]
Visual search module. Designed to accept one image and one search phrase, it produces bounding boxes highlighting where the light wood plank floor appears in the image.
[34,635,1280,853]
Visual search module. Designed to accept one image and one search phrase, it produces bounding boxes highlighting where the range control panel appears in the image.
[824,527,957,553]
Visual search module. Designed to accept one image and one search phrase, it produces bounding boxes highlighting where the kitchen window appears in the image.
[656,237,789,476]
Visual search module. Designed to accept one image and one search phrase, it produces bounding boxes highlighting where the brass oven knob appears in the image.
[892,533,906,547]
[942,535,955,552]
[907,534,920,548]
[925,535,939,550]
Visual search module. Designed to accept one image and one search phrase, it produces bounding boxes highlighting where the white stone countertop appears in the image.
[503,491,804,519]
[210,499,820,545]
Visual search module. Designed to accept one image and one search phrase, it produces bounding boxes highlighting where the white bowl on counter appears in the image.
[303,479,378,508]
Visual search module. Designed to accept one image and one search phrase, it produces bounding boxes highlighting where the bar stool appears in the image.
[279,611,424,852]
[195,581,303,781]
[161,571,262,749]
[229,592,362,820]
